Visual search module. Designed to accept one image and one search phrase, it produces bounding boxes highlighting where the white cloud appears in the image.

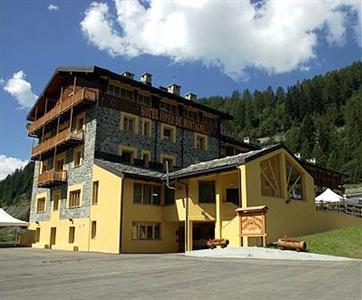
[80,0,361,79]
[48,4,59,11]
[3,71,37,109]
[0,155,28,181]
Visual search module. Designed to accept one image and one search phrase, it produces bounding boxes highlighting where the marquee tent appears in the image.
[0,208,29,227]
[315,188,343,203]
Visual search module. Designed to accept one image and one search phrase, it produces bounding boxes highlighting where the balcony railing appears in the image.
[28,87,98,135]
[38,169,67,188]
[31,129,83,159]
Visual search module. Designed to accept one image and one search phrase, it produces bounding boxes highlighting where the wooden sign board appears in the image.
[241,215,265,236]
[235,206,268,247]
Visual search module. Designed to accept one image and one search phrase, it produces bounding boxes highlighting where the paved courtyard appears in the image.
[0,248,361,300]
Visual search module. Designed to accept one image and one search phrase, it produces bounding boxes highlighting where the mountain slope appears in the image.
[200,61,362,183]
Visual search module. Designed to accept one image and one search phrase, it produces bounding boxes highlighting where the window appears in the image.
[138,94,151,106]
[123,117,134,132]
[132,222,161,240]
[142,119,151,137]
[120,88,134,101]
[204,115,217,127]
[91,221,97,239]
[69,226,75,243]
[36,197,46,213]
[260,155,282,198]
[134,183,143,203]
[73,148,83,168]
[35,228,40,243]
[185,109,198,121]
[165,187,175,205]
[162,157,175,170]
[161,124,176,143]
[226,189,239,206]
[108,84,134,101]
[152,185,161,205]
[133,183,161,205]
[121,113,138,134]
[142,151,150,168]
[163,128,171,139]
[92,181,99,205]
[160,101,178,114]
[161,154,176,170]
[195,133,207,150]
[121,150,134,164]
[53,193,60,211]
[143,184,152,204]
[286,160,303,200]
[119,145,137,164]
[69,190,81,208]
[199,181,215,203]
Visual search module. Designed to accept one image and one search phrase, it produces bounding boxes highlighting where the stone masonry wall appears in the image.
[29,106,97,222]
[95,106,220,167]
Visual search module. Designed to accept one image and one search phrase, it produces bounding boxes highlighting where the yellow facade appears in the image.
[28,147,361,253]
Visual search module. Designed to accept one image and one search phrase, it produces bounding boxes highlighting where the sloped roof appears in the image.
[166,144,282,180]
[94,159,164,181]
[28,65,233,121]
[94,144,311,182]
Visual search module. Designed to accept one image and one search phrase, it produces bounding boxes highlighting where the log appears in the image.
[207,239,229,249]
[276,238,306,251]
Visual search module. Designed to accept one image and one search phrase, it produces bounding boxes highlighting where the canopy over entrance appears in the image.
[315,188,343,203]
[0,208,29,227]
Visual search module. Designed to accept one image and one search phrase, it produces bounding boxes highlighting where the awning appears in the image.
[0,208,29,227]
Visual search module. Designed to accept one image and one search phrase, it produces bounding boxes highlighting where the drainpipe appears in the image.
[237,166,242,207]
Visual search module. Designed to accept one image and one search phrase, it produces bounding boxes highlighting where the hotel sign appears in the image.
[102,94,218,136]
[140,106,218,136]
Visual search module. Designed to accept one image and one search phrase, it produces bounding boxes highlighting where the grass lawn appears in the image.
[297,225,362,259]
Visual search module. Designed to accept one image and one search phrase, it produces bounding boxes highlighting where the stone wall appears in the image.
[29,106,97,222]
[95,106,220,167]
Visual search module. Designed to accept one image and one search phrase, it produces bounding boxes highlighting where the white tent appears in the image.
[0,208,29,227]
[315,188,343,203]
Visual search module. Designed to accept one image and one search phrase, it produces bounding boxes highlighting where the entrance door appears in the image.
[192,222,215,250]
[50,227,56,248]
[178,225,185,252]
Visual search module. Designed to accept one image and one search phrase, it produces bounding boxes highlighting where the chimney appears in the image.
[168,83,181,96]
[140,72,152,86]
[121,71,134,80]
[185,92,197,101]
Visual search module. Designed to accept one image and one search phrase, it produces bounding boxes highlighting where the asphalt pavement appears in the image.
[0,248,361,300]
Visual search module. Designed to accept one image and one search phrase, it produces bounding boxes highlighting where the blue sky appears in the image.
[0,0,361,179]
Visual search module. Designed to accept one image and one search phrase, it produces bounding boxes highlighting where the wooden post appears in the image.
[69,77,77,132]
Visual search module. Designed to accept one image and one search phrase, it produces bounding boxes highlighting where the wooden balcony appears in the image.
[31,130,83,160]
[28,87,98,135]
[38,169,67,188]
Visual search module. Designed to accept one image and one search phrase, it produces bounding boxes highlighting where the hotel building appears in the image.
[27,66,357,253]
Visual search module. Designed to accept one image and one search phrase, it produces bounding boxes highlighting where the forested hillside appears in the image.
[200,62,362,183]
[0,162,34,207]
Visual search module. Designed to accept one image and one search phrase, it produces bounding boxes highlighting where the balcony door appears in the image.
[55,158,64,171]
